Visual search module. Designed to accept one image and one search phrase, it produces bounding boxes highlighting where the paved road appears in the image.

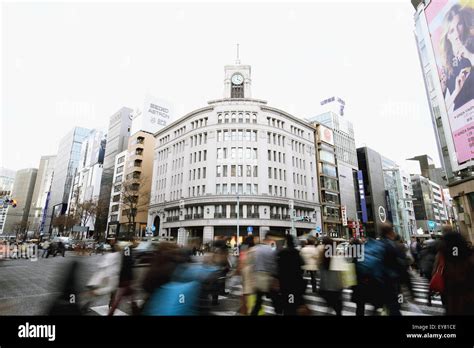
[0,253,444,316]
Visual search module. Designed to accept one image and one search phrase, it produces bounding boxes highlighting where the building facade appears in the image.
[44,127,91,236]
[412,0,473,242]
[67,129,106,237]
[97,107,133,234]
[313,123,343,238]
[27,156,56,235]
[3,168,38,235]
[308,99,359,236]
[356,147,388,236]
[0,168,16,234]
[106,131,155,240]
[411,174,451,233]
[381,156,417,240]
[148,62,321,245]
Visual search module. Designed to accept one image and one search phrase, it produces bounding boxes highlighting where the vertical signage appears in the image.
[357,170,368,223]
[341,205,348,226]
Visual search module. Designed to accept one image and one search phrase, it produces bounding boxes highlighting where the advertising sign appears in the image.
[357,170,368,223]
[341,206,348,226]
[424,0,474,164]
[131,95,174,135]
[318,125,334,146]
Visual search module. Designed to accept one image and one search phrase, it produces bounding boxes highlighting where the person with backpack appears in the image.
[378,224,404,316]
[353,228,386,316]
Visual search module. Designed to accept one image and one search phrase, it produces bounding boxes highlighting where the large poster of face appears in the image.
[425,0,474,164]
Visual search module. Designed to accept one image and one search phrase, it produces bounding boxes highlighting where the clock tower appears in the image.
[224,57,252,99]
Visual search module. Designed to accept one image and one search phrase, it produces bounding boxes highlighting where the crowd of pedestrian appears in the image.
[43,223,474,316]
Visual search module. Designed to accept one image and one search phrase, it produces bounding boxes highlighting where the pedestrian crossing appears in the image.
[213,272,445,316]
[88,273,445,316]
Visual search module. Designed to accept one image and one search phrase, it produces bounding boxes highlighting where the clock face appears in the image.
[231,74,244,85]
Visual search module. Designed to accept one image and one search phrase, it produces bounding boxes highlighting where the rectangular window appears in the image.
[223,148,228,159]
[246,165,252,177]
[238,165,243,177]
[203,167,207,179]
[231,165,236,177]
[253,148,257,159]
[231,130,237,141]
[253,184,258,195]
[231,148,236,159]
[253,166,258,177]
[216,184,221,194]
[252,130,257,142]
[246,183,251,194]
[268,167,272,179]
[231,184,236,194]
[238,130,243,141]
[238,147,243,159]
[268,150,272,161]
[223,165,228,177]
[224,131,230,142]
[222,183,228,194]
[246,147,251,159]
[216,166,221,177]
[238,184,243,194]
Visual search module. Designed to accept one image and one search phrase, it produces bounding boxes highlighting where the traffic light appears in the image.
[11,199,17,208]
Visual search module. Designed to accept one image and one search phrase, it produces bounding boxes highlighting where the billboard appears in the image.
[424,0,474,164]
[131,95,174,135]
[318,124,334,145]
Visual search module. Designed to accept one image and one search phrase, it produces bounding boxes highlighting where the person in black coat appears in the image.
[277,234,306,315]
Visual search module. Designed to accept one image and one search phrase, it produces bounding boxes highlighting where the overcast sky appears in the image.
[1,0,439,172]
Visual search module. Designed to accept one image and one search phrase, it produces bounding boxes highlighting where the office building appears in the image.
[27,156,56,235]
[44,127,91,236]
[97,107,133,234]
[0,168,16,234]
[3,168,38,235]
[412,0,473,241]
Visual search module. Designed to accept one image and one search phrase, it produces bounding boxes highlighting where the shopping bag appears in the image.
[429,255,445,294]
[247,294,266,315]
[341,263,357,288]
[319,269,343,291]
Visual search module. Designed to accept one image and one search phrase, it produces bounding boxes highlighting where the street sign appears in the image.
[316,226,321,232]
[151,225,156,232]
[247,226,253,234]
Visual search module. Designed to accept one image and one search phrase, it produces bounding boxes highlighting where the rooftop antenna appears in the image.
[236,43,241,65]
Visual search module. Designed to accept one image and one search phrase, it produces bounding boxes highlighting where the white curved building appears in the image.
[148,62,321,244]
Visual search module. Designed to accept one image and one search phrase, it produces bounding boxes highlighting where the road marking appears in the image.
[90,305,128,316]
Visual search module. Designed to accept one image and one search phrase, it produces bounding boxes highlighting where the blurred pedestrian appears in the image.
[47,261,83,315]
[277,234,306,315]
[237,235,256,315]
[300,236,319,293]
[435,226,474,315]
[249,233,279,316]
[318,237,343,316]
[419,234,439,305]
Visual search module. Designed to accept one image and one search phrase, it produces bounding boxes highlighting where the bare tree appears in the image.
[119,176,150,240]
[52,214,78,236]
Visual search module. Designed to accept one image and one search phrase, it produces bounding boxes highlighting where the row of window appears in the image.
[189,185,206,197]
[268,167,287,181]
[174,125,186,138]
[290,125,305,138]
[267,150,286,163]
[267,132,286,147]
[190,150,208,163]
[188,167,207,181]
[156,163,168,176]
[216,165,258,178]
[216,183,258,195]
[217,147,258,160]
[217,129,257,142]
[172,157,184,171]
[190,133,208,147]
[266,117,285,129]
[217,111,257,124]
[172,173,184,186]
[158,135,170,146]
[291,140,306,154]
[170,190,183,201]
[292,156,306,170]
[293,173,307,186]
[268,185,287,197]
[172,140,185,154]
[191,117,208,129]
[157,148,170,162]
